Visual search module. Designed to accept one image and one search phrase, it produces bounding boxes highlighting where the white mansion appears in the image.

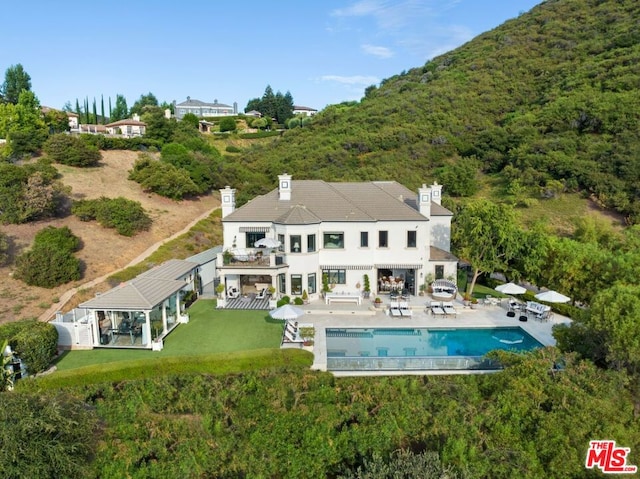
[217,174,457,304]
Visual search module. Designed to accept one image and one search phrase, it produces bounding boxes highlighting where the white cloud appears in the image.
[361,44,393,58]
[321,75,380,86]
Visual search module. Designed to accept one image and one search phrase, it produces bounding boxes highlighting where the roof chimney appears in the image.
[431,181,443,205]
[219,186,236,218]
[418,183,431,219]
[278,174,292,201]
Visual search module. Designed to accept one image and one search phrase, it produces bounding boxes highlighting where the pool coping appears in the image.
[301,301,570,375]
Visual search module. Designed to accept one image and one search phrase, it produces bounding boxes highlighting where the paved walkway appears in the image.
[284,296,570,374]
[39,207,219,322]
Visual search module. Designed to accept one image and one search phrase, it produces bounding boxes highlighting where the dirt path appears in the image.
[37,205,219,322]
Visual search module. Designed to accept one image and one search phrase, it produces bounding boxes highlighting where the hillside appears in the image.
[0,150,219,325]
[237,0,640,224]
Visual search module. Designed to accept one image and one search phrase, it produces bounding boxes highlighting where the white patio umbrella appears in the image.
[494,282,527,295]
[269,304,305,321]
[254,237,281,248]
[535,290,571,303]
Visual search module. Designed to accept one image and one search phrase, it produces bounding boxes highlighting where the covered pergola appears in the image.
[79,259,197,349]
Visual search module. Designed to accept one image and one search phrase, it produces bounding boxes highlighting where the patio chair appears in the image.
[443,302,458,316]
[256,288,268,300]
[227,287,240,299]
[399,301,413,317]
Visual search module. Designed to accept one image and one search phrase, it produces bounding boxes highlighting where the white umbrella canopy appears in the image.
[495,282,527,295]
[254,237,281,248]
[269,304,305,321]
[535,290,571,303]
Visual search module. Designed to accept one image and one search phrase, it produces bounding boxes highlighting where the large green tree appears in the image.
[0,64,31,104]
[109,94,128,122]
[129,92,159,116]
[245,85,294,124]
[451,199,524,296]
[0,90,48,158]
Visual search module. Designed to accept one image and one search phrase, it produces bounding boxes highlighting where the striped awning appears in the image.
[375,263,423,270]
[320,265,373,270]
[239,226,271,232]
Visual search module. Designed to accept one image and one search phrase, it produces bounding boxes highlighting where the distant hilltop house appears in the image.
[174,97,237,120]
[105,115,147,137]
[293,105,318,116]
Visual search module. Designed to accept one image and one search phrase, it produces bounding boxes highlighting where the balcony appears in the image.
[219,250,286,269]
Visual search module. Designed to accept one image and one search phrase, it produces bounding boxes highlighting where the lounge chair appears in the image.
[442,301,458,316]
[227,287,240,299]
[399,301,413,317]
[431,301,446,317]
[389,301,402,317]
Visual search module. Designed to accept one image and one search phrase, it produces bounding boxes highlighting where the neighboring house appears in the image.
[174,97,237,120]
[78,124,107,134]
[67,112,79,130]
[105,114,147,137]
[244,110,262,118]
[293,105,318,116]
[216,174,457,306]
[41,106,79,130]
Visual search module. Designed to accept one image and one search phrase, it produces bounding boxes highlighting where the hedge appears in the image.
[0,320,58,374]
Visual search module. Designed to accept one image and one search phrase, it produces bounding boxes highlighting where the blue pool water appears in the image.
[325,327,544,371]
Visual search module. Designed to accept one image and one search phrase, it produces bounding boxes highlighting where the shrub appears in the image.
[0,230,9,265]
[33,225,80,252]
[225,145,242,153]
[43,133,101,167]
[277,296,291,307]
[129,154,204,199]
[293,297,304,305]
[72,197,152,236]
[219,117,237,133]
[14,243,82,288]
[0,319,58,374]
[0,391,99,478]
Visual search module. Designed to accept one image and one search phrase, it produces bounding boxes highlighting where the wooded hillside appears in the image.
[237,0,640,223]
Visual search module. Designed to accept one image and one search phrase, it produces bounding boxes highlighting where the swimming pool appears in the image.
[325,327,544,371]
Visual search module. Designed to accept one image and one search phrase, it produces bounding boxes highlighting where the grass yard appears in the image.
[53,299,285,371]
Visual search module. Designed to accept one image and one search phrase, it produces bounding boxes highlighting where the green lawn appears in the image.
[54,299,285,371]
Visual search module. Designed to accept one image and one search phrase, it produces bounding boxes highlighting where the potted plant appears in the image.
[363,274,371,298]
[470,297,479,309]
[374,297,383,308]
[299,326,315,347]
[322,275,331,298]
[215,283,225,297]
[419,283,427,296]
[424,273,435,293]
[301,289,309,304]
[223,249,233,265]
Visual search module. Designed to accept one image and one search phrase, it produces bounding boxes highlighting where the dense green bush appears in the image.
[43,133,101,167]
[14,226,82,288]
[0,161,66,224]
[218,117,237,133]
[128,155,201,199]
[72,197,151,236]
[0,319,58,374]
[14,242,82,287]
[0,391,99,478]
[225,145,241,153]
[33,225,80,252]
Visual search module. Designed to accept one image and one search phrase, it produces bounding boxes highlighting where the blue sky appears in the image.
[1,0,541,113]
